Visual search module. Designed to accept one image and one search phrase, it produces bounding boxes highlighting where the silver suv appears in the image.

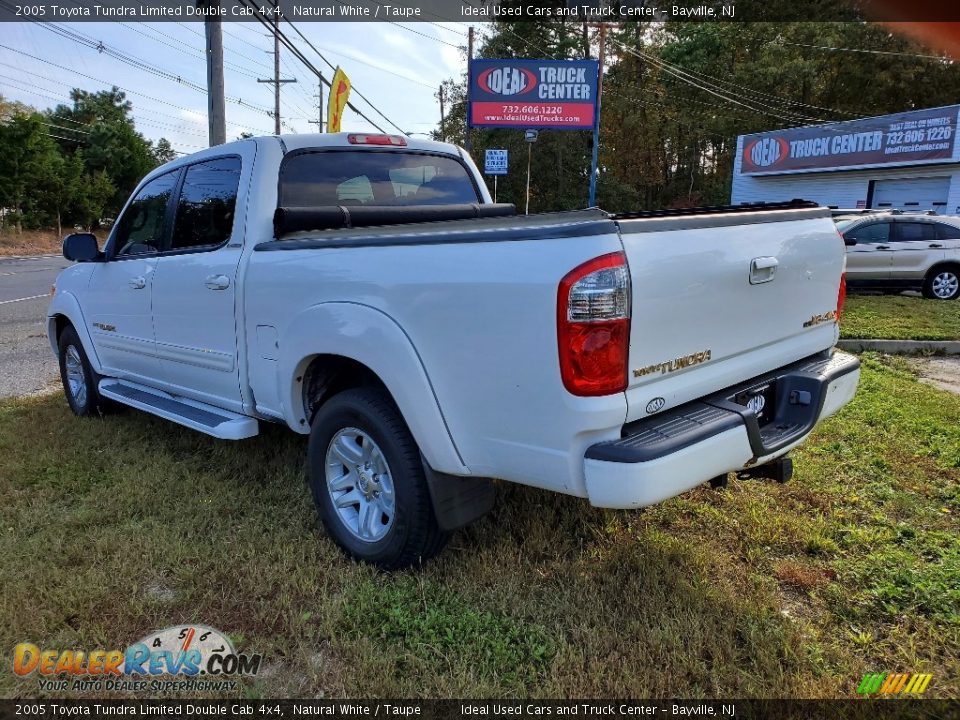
[835,215,960,300]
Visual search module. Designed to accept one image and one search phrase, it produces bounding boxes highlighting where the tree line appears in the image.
[2,17,959,231]
[0,88,175,235]
[437,16,960,213]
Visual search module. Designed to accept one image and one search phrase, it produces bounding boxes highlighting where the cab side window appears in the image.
[112,171,179,257]
[848,222,890,243]
[171,157,242,251]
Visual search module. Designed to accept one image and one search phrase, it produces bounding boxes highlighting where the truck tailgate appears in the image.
[616,206,844,423]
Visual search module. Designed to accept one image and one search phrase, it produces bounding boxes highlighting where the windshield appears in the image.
[280,150,481,208]
[834,219,858,231]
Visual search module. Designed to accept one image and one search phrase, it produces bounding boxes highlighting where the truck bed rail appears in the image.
[611,199,819,221]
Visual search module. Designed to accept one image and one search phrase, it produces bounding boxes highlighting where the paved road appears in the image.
[0,255,71,398]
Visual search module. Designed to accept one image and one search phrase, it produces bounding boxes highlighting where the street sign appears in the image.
[485,149,508,175]
[524,129,539,143]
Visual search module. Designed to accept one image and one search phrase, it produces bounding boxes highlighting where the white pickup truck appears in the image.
[49,133,860,568]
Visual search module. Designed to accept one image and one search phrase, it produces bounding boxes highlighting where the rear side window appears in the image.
[894,222,937,242]
[936,223,960,240]
[171,157,242,250]
[280,151,480,207]
[846,222,890,244]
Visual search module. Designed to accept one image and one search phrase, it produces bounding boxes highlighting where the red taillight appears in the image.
[837,271,847,322]
[557,252,631,396]
[347,133,407,146]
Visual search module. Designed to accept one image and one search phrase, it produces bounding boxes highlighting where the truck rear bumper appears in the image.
[583,350,860,509]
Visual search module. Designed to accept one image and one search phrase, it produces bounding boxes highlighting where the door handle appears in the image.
[128,276,146,289]
[749,256,778,285]
[876,245,890,250]
[204,274,230,290]
[929,243,943,248]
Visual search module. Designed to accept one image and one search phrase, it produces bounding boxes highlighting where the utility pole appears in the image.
[438,83,445,142]
[258,3,296,135]
[525,142,532,215]
[465,25,474,153]
[308,74,324,132]
[200,1,225,146]
[588,22,606,208]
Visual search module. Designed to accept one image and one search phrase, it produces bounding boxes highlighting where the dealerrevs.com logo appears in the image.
[744,136,788,168]
[857,672,933,696]
[13,625,262,693]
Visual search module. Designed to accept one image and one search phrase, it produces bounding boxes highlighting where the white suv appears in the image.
[836,215,960,300]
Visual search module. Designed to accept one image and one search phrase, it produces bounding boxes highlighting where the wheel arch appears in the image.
[275,302,468,475]
[926,260,960,276]
[47,292,103,374]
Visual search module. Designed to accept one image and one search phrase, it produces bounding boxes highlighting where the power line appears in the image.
[297,39,437,90]
[776,40,953,62]
[1,8,284,128]
[1,62,227,133]
[609,41,861,119]
[612,40,826,124]
[46,122,90,135]
[113,22,264,82]
[276,14,409,134]
[45,132,85,143]
[0,44,276,134]
[427,22,468,38]
[32,22,277,119]
[386,21,463,50]
[235,0,392,134]
[1,77,225,152]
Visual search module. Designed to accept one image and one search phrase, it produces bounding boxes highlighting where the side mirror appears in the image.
[843,236,857,246]
[62,233,101,262]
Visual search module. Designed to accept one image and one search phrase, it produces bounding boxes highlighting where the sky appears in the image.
[0,20,471,153]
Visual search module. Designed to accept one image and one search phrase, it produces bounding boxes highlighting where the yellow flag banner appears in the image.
[327,67,351,133]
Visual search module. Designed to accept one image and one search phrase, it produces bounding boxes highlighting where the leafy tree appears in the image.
[0,95,34,122]
[1,88,169,232]
[48,87,172,214]
[72,171,116,230]
[153,138,177,165]
[0,111,60,231]
[35,151,82,236]
[440,17,960,213]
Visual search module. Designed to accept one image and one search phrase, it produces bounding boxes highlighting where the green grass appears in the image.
[841,294,960,341]
[1,355,958,699]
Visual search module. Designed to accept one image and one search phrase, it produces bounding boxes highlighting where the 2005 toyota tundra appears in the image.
[48,133,860,568]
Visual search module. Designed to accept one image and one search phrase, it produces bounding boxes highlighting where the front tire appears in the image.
[57,325,102,416]
[922,266,960,300]
[307,387,448,570]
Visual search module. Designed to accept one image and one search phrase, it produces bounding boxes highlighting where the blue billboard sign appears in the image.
[468,59,599,131]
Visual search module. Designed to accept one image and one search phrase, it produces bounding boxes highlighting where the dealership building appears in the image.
[732,105,960,214]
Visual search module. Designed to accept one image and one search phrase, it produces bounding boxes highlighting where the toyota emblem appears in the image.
[646,397,666,414]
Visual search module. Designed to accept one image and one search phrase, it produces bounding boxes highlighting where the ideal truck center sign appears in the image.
[739,105,960,175]
[468,59,599,130]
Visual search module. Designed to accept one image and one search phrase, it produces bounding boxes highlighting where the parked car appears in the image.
[48,134,859,568]
[835,214,960,300]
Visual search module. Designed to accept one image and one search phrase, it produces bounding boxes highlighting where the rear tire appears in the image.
[307,387,448,570]
[922,266,960,300]
[57,325,103,416]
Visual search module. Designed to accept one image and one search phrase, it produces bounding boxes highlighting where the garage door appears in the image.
[870,176,950,212]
